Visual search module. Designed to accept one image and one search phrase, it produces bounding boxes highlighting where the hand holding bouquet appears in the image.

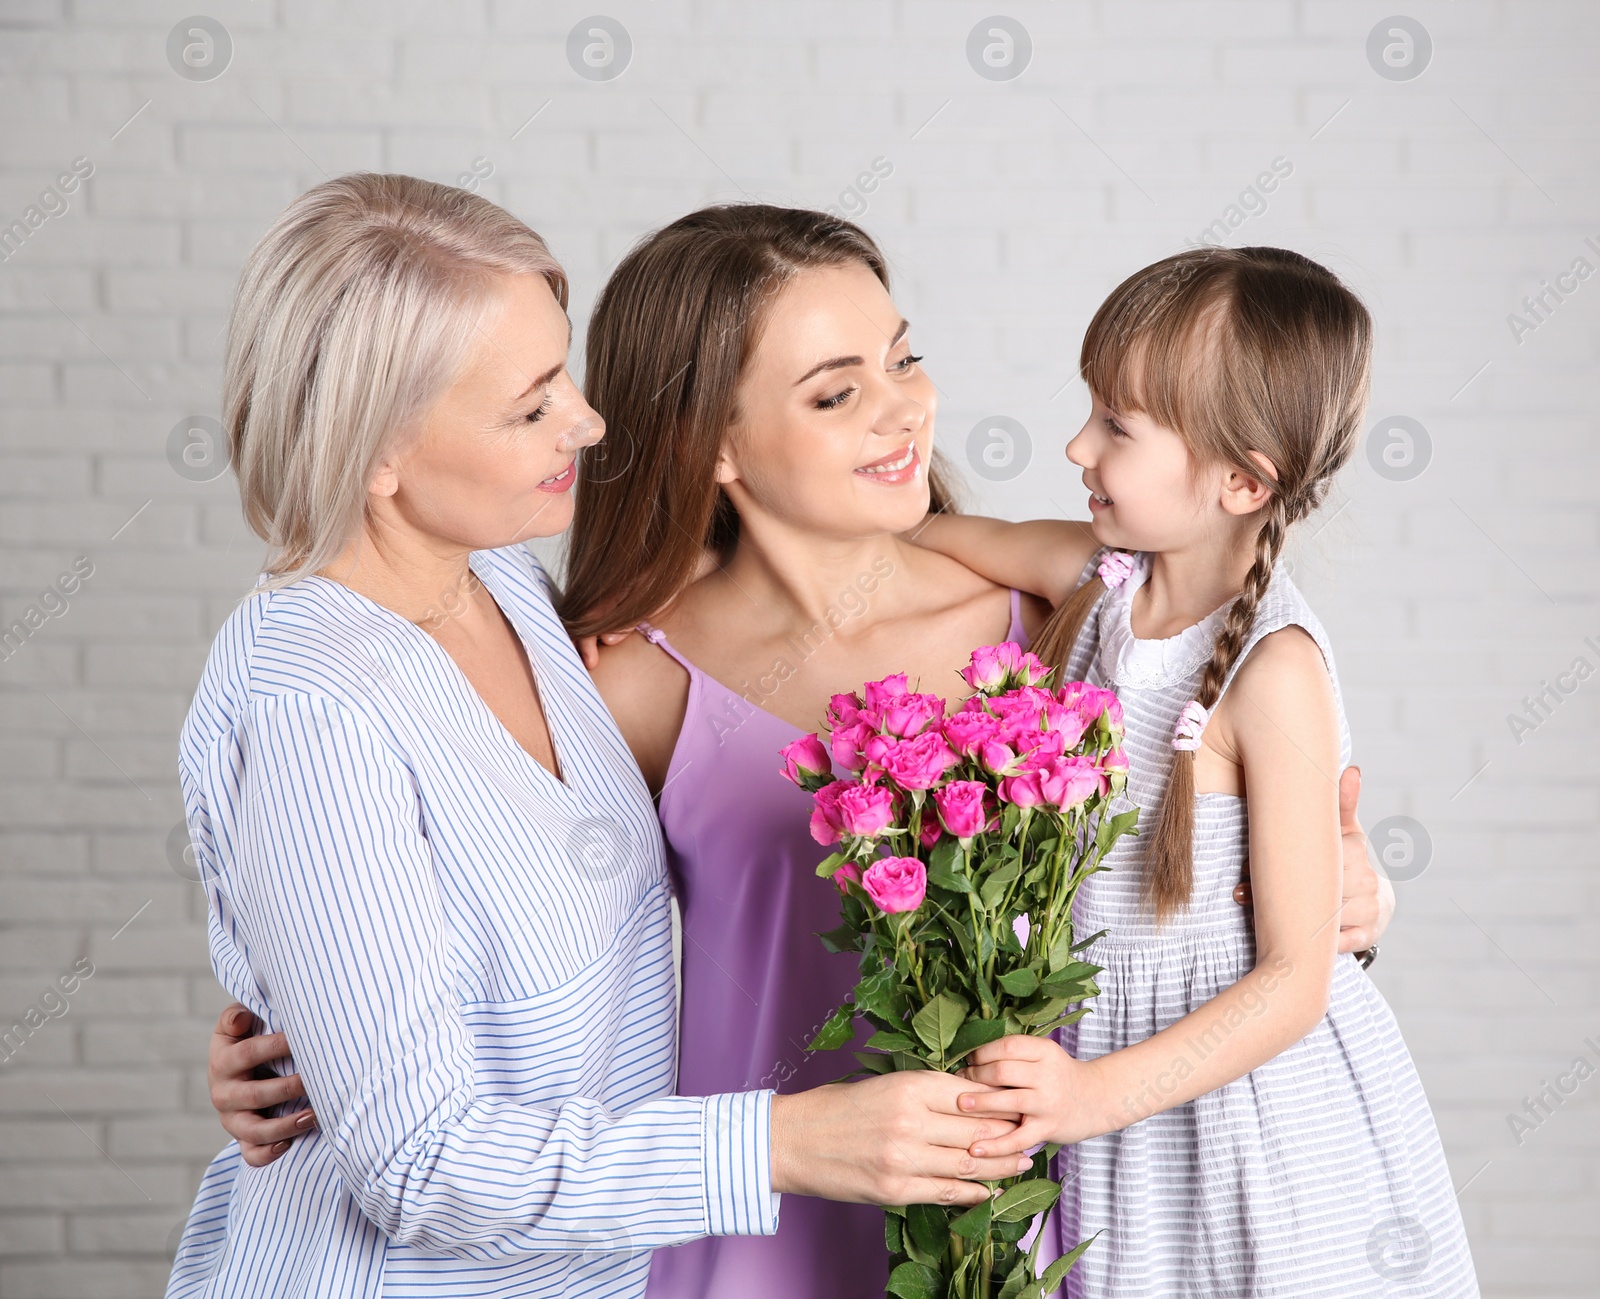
[781,643,1138,1299]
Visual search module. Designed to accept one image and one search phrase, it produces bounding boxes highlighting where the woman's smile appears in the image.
[537,460,576,493]
[854,441,921,485]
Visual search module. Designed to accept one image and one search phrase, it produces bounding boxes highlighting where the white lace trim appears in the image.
[1095,551,1231,690]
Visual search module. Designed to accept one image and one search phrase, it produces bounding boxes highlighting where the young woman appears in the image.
[199,204,1393,1298]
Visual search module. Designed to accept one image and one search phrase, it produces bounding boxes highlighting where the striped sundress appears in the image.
[1050,551,1478,1298]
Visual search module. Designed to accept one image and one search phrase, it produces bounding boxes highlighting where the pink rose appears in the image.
[979,736,1022,778]
[878,730,961,791]
[862,673,911,712]
[1017,729,1067,770]
[933,780,992,839]
[780,733,831,787]
[1041,698,1090,749]
[1059,683,1123,732]
[963,643,1051,693]
[1037,755,1106,808]
[836,782,897,838]
[1101,745,1129,794]
[862,856,927,913]
[918,815,943,849]
[826,691,865,730]
[878,691,946,739]
[829,721,873,773]
[832,861,864,894]
[1012,650,1051,687]
[997,770,1048,808]
[809,779,850,845]
[942,709,1002,758]
[862,732,898,771]
[960,643,1021,693]
[988,689,1047,732]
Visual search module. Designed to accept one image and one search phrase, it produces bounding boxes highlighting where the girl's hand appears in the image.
[208,1003,313,1166]
[957,1035,1107,1154]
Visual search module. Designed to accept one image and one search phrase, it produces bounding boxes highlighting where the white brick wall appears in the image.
[0,1,1594,1294]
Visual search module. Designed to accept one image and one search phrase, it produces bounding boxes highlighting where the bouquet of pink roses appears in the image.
[781,643,1137,1299]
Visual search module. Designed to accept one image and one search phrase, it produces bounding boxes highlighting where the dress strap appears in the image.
[635,621,698,675]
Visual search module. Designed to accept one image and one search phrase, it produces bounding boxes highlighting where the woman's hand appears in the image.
[208,1003,313,1166]
[770,1072,1028,1207]
[956,1035,1104,1154]
[572,547,723,670]
[577,628,637,671]
[1232,765,1394,954]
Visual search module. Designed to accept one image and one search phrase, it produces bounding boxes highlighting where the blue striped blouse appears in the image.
[167,544,778,1298]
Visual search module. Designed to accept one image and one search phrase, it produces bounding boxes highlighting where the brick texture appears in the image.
[0,1,1595,1294]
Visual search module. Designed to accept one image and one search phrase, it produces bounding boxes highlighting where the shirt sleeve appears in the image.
[226,691,779,1258]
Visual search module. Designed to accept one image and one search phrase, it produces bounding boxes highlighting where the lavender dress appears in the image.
[637,591,1027,1299]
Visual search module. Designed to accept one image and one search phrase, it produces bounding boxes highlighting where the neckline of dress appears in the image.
[1096,552,1231,690]
[643,588,1031,790]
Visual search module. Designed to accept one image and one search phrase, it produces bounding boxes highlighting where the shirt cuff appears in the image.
[702,1090,781,1238]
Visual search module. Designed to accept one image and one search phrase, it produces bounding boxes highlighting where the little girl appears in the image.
[915,247,1478,1297]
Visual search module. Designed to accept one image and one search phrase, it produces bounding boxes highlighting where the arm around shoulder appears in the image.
[905,514,1098,607]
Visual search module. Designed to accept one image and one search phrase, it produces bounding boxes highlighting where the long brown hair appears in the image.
[558,204,958,638]
[1032,246,1372,920]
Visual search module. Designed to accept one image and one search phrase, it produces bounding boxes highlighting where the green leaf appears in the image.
[946,1015,1007,1062]
[995,1213,1032,1245]
[947,1195,992,1240]
[1046,926,1073,973]
[854,1051,895,1075]
[854,966,904,1022]
[1070,927,1108,953]
[1036,979,1097,1005]
[807,1003,856,1051]
[905,1203,949,1261]
[992,1177,1063,1223]
[925,860,975,894]
[1016,997,1070,1028]
[997,967,1039,997]
[1025,1005,1090,1033]
[979,859,1023,908]
[972,973,1001,1018]
[818,921,860,954]
[929,836,962,873]
[814,850,849,878]
[886,1259,946,1299]
[867,1029,920,1054]
[997,1258,1031,1299]
[911,991,968,1056]
[1038,1231,1102,1294]
[1039,960,1102,999]
[884,1209,903,1254]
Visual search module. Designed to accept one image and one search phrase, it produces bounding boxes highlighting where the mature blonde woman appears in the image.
[165,175,1029,1298]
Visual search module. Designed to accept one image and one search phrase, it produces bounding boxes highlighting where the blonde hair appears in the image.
[224,172,568,586]
[1032,246,1372,921]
